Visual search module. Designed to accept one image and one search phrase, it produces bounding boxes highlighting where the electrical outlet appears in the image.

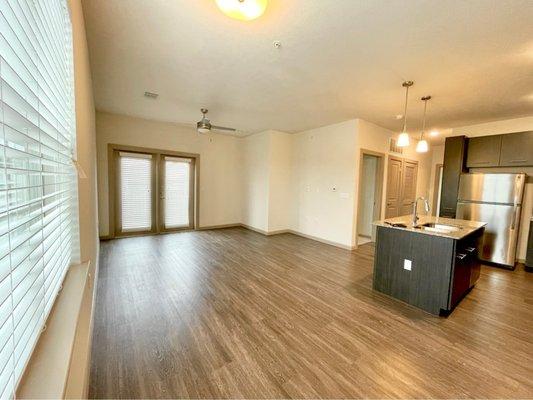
[403,259,412,271]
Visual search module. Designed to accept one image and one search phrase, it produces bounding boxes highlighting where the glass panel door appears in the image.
[116,151,155,235]
[160,156,194,231]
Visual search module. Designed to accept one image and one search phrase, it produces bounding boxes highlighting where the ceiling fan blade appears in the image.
[211,125,236,132]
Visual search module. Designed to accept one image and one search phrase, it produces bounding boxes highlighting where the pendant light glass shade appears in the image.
[397,81,413,147]
[416,95,431,153]
[397,132,410,147]
[416,139,429,153]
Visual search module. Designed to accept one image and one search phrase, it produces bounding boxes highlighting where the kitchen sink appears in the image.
[415,222,462,233]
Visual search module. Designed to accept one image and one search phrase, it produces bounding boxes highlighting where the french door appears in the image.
[114,149,196,237]
[159,156,194,232]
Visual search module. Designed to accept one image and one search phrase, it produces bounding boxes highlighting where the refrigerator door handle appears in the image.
[511,204,518,230]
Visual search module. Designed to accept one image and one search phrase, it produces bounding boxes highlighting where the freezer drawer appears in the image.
[456,202,520,267]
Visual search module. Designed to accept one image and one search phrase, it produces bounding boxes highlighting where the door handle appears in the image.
[510,204,518,230]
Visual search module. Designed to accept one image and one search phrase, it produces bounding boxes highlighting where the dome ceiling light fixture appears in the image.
[397,81,413,147]
[215,0,268,21]
[416,95,431,153]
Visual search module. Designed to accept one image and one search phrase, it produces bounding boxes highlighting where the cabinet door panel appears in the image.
[466,135,502,167]
[499,131,533,167]
[440,136,467,218]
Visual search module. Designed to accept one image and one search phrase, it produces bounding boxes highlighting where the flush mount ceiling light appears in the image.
[215,0,268,21]
[429,129,439,137]
[397,81,413,147]
[416,95,431,153]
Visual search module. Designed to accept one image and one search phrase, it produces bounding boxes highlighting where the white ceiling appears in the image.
[82,0,533,139]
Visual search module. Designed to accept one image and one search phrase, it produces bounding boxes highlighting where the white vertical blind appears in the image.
[163,157,190,229]
[0,0,78,397]
[119,152,152,232]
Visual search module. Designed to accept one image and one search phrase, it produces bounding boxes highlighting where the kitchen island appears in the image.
[373,215,486,315]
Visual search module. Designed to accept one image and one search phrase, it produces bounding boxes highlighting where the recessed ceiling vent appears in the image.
[389,137,404,154]
[144,91,158,99]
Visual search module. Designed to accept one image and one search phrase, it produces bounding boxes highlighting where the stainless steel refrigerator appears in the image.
[456,173,526,268]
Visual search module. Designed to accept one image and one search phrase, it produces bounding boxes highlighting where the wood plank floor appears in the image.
[89,227,533,399]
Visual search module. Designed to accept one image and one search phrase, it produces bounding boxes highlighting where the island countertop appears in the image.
[373,215,486,240]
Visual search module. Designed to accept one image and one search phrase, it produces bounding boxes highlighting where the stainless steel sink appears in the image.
[416,222,462,233]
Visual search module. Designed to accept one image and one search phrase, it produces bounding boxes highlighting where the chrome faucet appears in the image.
[412,197,430,227]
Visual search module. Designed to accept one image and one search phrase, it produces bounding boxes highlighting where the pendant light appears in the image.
[397,81,413,147]
[416,95,431,153]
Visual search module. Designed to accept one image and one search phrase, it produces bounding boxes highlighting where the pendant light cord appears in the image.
[402,85,410,132]
[421,99,428,139]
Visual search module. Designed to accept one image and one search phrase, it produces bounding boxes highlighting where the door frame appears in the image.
[356,149,385,241]
[107,143,200,239]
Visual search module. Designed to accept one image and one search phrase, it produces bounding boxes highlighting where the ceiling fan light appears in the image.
[397,132,410,147]
[215,0,268,21]
[198,127,210,134]
[416,139,429,153]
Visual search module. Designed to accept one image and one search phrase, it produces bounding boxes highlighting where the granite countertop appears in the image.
[373,215,486,240]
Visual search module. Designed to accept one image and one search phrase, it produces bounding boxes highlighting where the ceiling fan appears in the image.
[196,108,236,134]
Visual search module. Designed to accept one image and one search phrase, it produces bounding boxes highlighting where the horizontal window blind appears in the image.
[119,152,152,232]
[0,0,78,397]
[163,158,190,229]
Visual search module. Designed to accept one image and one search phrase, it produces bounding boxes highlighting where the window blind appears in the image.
[119,152,152,232]
[163,158,190,228]
[0,0,78,397]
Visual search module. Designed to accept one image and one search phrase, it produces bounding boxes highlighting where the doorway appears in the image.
[109,144,199,238]
[385,156,419,219]
[357,150,385,245]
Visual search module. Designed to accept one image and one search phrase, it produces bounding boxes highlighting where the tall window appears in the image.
[0,0,78,397]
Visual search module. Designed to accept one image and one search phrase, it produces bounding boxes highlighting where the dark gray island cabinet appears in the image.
[373,216,486,315]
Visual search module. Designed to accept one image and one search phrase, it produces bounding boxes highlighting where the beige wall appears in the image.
[241,130,292,233]
[291,120,359,247]
[437,117,533,261]
[66,0,100,395]
[96,111,243,236]
[241,131,270,232]
[239,119,436,248]
[267,131,292,232]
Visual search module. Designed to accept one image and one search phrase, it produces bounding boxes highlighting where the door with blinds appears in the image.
[115,151,156,236]
[159,156,194,232]
[113,149,196,236]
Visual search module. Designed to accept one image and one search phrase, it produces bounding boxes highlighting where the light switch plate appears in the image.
[403,259,412,271]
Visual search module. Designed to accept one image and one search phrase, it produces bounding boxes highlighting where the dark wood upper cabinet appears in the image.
[499,131,533,167]
[466,135,502,168]
[440,136,468,218]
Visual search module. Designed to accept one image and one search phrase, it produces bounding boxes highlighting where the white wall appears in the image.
[239,118,436,249]
[435,117,533,261]
[268,131,292,232]
[241,131,270,232]
[291,120,359,247]
[96,111,242,236]
[241,130,293,233]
